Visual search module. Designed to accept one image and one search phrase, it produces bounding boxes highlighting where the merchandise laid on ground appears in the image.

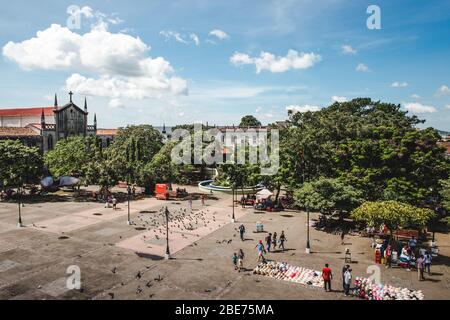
[253,261,424,300]
[352,277,424,300]
[253,261,324,288]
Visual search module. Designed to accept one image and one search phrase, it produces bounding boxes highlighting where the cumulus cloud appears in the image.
[436,85,450,96]
[403,102,436,113]
[209,29,229,40]
[230,50,322,73]
[3,23,188,101]
[331,96,348,103]
[411,94,421,99]
[445,105,450,109]
[356,63,369,72]
[286,104,321,113]
[391,81,408,88]
[341,45,356,55]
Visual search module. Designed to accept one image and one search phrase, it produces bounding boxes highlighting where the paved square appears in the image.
[0,186,449,300]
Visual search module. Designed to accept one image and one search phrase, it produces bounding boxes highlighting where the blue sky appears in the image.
[0,0,449,130]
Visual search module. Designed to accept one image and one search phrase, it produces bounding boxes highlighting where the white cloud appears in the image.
[411,94,421,99]
[341,45,356,55]
[255,106,262,113]
[436,85,450,96]
[230,50,322,73]
[190,33,200,46]
[3,24,188,100]
[108,98,125,108]
[403,102,436,113]
[391,81,408,88]
[159,30,188,44]
[331,96,348,103]
[286,104,321,113]
[356,63,369,72]
[445,105,450,109]
[209,29,229,40]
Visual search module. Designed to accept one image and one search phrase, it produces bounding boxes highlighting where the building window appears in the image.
[48,135,53,150]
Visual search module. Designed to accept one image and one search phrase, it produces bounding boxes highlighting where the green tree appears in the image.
[0,140,43,189]
[44,136,90,178]
[294,177,364,214]
[144,141,180,184]
[108,125,163,190]
[351,200,435,235]
[239,115,261,127]
[439,178,450,211]
[287,98,449,204]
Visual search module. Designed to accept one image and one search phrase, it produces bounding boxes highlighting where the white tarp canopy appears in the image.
[59,176,80,187]
[256,188,273,200]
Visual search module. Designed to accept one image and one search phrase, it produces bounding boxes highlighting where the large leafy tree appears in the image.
[439,178,450,211]
[239,115,262,127]
[294,177,364,214]
[0,140,43,188]
[288,98,449,204]
[351,200,435,234]
[143,141,180,184]
[108,125,164,187]
[44,136,90,178]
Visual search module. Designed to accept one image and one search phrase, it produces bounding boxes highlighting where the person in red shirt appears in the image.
[322,263,333,292]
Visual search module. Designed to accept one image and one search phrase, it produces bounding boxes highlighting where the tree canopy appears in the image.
[239,115,261,127]
[351,200,435,232]
[0,140,43,188]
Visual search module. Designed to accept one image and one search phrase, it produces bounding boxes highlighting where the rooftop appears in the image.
[0,127,40,137]
[0,107,54,117]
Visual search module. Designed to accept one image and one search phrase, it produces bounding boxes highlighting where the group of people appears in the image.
[105,195,118,210]
[232,249,245,272]
[255,231,287,263]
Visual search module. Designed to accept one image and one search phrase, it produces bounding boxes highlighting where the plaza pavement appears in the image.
[0,186,449,300]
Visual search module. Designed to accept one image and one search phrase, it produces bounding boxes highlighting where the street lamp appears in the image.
[165,206,170,259]
[231,185,236,223]
[305,206,311,254]
[127,185,132,225]
[17,184,23,228]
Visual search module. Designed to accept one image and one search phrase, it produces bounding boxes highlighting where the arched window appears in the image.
[48,135,53,150]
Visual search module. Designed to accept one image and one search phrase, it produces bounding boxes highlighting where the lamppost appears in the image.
[17,183,23,228]
[305,206,311,254]
[231,185,235,223]
[127,185,132,225]
[165,206,170,259]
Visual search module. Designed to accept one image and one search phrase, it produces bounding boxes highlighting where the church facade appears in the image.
[0,92,112,152]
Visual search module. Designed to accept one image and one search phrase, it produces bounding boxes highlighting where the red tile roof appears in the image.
[0,127,40,137]
[438,141,450,154]
[97,129,118,135]
[0,107,54,117]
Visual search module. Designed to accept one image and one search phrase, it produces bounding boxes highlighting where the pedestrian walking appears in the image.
[201,194,205,206]
[343,268,352,296]
[256,240,266,263]
[238,224,246,241]
[272,232,277,249]
[341,265,349,291]
[417,255,425,281]
[409,236,417,254]
[385,244,392,268]
[279,231,286,252]
[188,198,193,211]
[112,197,117,211]
[322,263,333,292]
[424,251,432,275]
[237,249,244,272]
[340,227,346,245]
[265,233,272,252]
[232,253,238,270]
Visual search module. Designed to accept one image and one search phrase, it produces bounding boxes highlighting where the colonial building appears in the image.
[0,92,115,152]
